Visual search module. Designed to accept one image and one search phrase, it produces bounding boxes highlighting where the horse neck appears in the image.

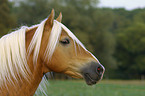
[24,27,45,95]
[24,26,52,95]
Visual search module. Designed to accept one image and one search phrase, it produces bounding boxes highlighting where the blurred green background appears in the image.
[35,80,145,96]
[1,0,145,95]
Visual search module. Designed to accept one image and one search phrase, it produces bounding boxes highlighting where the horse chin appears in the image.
[82,73,101,86]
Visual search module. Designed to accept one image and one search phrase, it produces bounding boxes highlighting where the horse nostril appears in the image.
[96,66,103,75]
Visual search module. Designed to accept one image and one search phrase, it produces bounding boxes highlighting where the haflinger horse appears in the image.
[0,9,105,96]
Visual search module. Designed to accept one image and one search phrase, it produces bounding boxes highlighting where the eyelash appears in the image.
[60,38,70,45]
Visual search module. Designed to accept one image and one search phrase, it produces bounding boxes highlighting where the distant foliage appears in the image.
[0,0,16,36]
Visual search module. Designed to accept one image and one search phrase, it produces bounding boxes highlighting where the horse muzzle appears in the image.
[80,62,105,85]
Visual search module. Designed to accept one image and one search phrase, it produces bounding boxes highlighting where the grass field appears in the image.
[34,80,145,96]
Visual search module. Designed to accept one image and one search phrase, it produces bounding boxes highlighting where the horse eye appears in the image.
[60,38,70,45]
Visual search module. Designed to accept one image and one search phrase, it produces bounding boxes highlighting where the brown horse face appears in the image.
[47,28,105,85]
[41,10,105,85]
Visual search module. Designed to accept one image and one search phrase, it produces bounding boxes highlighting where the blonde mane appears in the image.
[0,27,30,86]
[0,18,89,88]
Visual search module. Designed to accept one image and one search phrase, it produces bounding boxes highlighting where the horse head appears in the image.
[39,9,105,85]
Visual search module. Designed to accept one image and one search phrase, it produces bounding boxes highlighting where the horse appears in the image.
[0,9,105,96]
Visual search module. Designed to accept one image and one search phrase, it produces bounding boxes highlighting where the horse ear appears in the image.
[46,9,55,26]
[56,12,62,22]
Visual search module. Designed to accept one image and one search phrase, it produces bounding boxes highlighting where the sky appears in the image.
[98,0,145,10]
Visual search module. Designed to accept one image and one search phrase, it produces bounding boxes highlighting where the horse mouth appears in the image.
[83,73,99,85]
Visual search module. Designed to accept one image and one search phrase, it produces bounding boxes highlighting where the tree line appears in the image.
[1,0,145,79]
